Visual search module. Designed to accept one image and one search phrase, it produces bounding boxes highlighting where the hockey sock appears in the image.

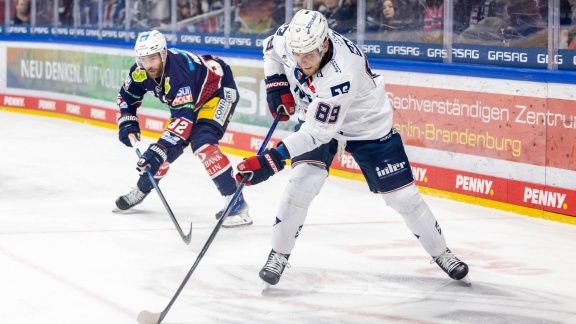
[194,144,236,196]
[272,164,327,254]
[382,184,447,256]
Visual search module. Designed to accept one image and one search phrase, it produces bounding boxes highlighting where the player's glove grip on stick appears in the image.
[118,113,141,147]
[137,143,168,175]
[236,148,285,186]
[265,74,295,122]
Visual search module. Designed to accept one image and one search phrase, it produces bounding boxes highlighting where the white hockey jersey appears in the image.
[263,25,393,158]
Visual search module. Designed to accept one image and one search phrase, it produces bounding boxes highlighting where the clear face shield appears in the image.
[135,49,167,69]
[293,43,325,66]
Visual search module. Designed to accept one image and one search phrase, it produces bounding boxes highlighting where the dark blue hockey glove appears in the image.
[118,113,140,147]
[235,148,285,186]
[136,143,168,175]
[265,74,295,122]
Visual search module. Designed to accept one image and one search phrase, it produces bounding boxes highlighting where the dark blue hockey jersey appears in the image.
[118,49,235,121]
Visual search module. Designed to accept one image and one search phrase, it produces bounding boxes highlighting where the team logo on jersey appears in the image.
[330,81,350,96]
[132,68,147,82]
[294,68,309,84]
[172,87,193,106]
[164,77,171,94]
[123,75,132,90]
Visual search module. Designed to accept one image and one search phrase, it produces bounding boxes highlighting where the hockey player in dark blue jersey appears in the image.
[115,30,251,228]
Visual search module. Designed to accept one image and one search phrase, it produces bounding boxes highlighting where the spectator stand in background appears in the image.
[456,0,547,48]
[422,0,444,42]
[11,0,30,24]
[177,0,201,21]
[0,0,5,24]
[36,0,50,25]
[59,0,75,25]
[506,0,545,45]
[318,0,357,34]
[177,0,228,33]
[230,0,276,35]
[365,0,420,41]
[452,0,481,34]
[455,0,509,45]
[137,0,170,29]
[80,0,126,28]
[566,0,576,50]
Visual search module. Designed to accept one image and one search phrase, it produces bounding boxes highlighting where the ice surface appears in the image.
[1,110,575,324]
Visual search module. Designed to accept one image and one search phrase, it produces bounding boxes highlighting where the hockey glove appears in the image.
[118,113,140,147]
[136,143,168,175]
[265,74,295,122]
[236,148,285,186]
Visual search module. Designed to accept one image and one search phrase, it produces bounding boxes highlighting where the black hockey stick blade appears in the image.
[149,177,192,245]
[136,113,282,323]
[129,135,192,245]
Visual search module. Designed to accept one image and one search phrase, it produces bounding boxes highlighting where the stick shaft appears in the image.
[156,113,282,322]
[129,136,192,244]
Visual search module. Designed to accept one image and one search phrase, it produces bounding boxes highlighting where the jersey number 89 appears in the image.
[314,103,340,124]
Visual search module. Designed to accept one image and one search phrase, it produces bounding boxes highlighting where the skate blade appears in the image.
[222,220,253,228]
[261,280,271,293]
[459,275,472,286]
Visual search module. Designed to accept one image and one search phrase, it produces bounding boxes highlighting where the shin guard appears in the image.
[194,144,236,196]
[272,164,328,254]
[382,184,447,256]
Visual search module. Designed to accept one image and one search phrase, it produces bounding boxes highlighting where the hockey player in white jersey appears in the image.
[236,9,470,286]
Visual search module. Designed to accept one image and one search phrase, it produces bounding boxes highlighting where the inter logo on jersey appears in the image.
[375,162,407,178]
[172,87,193,106]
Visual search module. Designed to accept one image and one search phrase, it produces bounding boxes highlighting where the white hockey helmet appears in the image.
[134,30,167,66]
[286,9,329,54]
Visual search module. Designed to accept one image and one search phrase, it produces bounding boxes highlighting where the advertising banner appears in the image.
[387,84,547,165]
[4,46,295,133]
[5,27,576,71]
[2,43,576,221]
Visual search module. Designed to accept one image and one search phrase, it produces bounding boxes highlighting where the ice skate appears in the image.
[432,248,471,285]
[259,249,290,287]
[215,193,252,228]
[114,187,149,211]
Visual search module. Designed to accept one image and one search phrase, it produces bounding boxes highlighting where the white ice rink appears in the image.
[2,110,576,324]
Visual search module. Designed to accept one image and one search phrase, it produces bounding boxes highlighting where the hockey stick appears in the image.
[129,135,192,245]
[136,113,282,324]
